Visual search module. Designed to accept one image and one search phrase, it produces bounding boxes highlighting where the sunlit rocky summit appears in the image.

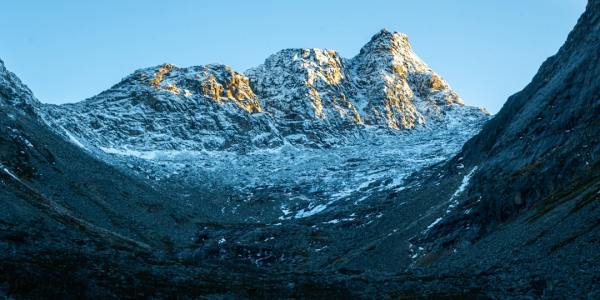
[44,29,488,152]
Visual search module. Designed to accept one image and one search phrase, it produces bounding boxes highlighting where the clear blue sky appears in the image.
[0,0,587,113]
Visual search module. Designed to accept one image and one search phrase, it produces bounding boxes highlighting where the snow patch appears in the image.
[427,217,443,230]
[100,147,158,160]
[1,166,21,182]
[23,138,34,148]
[295,204,327,218]
[447,166,478,212]
[61,127,88,150]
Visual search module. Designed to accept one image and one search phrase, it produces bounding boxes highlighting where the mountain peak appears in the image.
[258,48,341,67]
[361,29,412,54]
[372,28,406,39]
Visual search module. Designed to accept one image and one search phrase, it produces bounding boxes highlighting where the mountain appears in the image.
[43,29,488,152]
[36,30,490,227]
[1,1,599,297]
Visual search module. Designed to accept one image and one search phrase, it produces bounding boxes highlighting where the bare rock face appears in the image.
[42,30,488,152]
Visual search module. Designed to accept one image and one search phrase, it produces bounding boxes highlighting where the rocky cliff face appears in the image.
[248,48,356,122]
[43,29,488,152]
[414,0,600,250]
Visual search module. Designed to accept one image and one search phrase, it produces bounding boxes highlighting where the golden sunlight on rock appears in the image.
[200,68,262,113]
[429,74,445,91]
[201,74,225,101]
[382,80,423,129]
[149,63,175,90]
[164,83,180,95]
[308,87,324,118]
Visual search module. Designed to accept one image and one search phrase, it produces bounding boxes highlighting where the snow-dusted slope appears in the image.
[107,125,483,223]
[39,29,491,220]
[40,29,489,220]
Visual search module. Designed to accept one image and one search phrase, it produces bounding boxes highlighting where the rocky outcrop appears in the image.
[349,29,465,129]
